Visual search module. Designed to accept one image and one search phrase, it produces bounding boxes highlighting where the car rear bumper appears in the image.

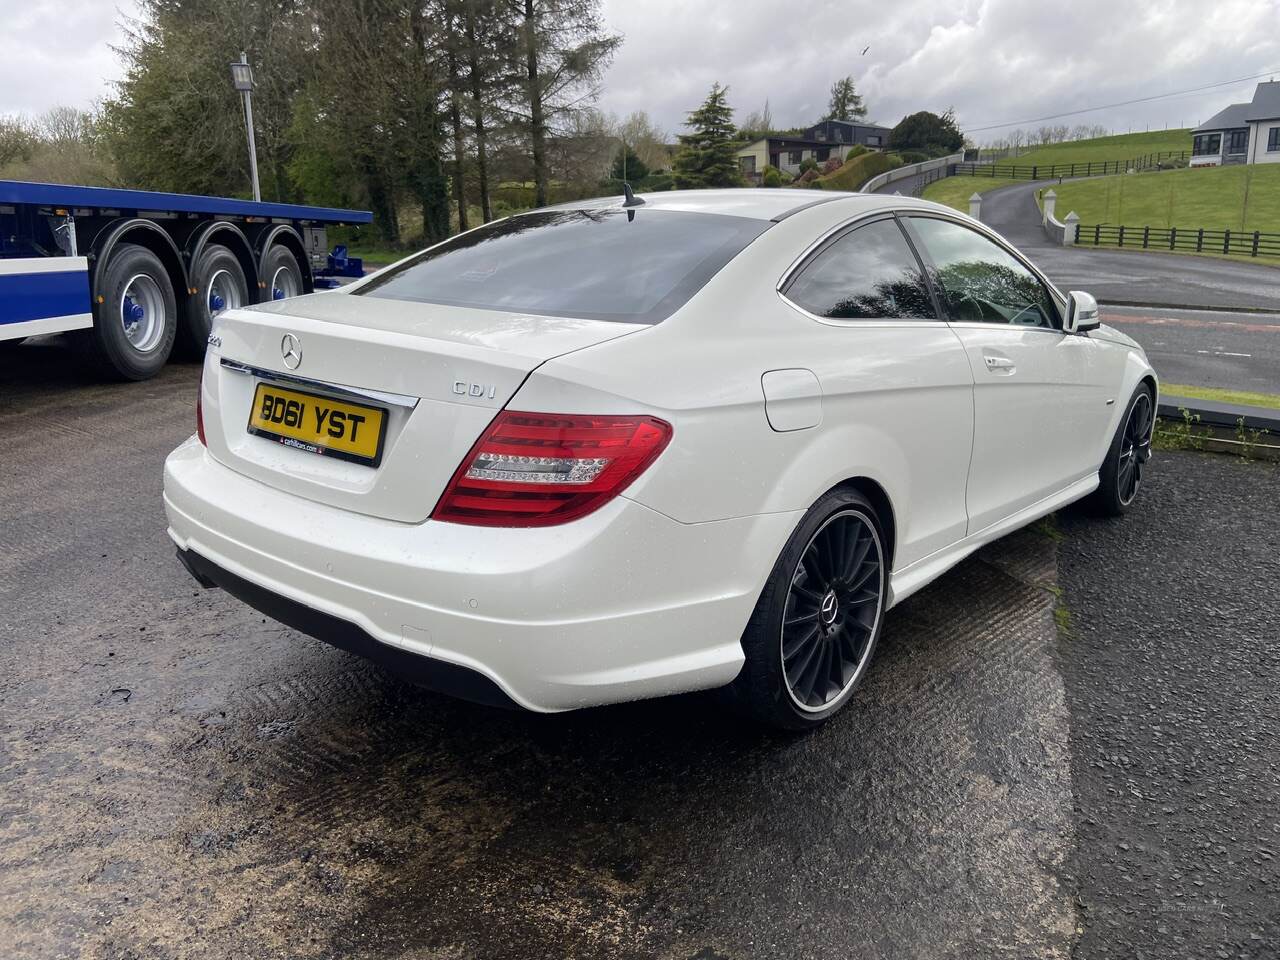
[163,437,800,712]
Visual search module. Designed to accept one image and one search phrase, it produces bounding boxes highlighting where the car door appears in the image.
[903,214,1116,534]
[779,214,975,567]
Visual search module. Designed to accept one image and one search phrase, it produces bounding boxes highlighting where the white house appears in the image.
[1190,81,1280,167]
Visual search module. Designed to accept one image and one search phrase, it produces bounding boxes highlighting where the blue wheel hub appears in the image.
[122,296,145,327]
[272,286,286,301]
[209,292,226,312]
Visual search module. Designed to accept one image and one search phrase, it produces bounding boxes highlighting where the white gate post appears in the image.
[1042,189,1057,225]
[969,193,982,220]
[1063,211,1080,245]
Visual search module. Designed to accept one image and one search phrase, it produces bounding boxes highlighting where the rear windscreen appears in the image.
[353,208,769,324]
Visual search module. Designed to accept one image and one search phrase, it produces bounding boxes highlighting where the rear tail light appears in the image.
[432,411,673,527]
[196,367,206,446]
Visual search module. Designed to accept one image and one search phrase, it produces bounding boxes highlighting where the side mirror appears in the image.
[1065,290,1100,334]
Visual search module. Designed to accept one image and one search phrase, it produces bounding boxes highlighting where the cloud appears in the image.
[3,0,1279,146]
[597,0,1280,140]
[0,1,138,116]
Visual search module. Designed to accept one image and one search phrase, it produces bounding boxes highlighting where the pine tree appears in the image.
[825,76,867,121]
[672,83,741,189]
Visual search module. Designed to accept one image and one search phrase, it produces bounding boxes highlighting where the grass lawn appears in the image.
[1010,129,1192,167]
[921,176,1026,211]
[1052,164,1280,233]
[1160,383,1280,410]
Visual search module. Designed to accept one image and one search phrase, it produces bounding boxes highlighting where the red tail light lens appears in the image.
[432,411,673,527]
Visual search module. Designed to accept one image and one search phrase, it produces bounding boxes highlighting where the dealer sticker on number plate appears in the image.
[247,383,387,466]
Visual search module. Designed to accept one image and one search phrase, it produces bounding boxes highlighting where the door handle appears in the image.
[983,354,1016,374]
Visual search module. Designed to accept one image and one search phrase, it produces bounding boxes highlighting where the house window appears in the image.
[739,155,756,174]
[1192,133,1222,156]
[788,150,803,165]
[866,135,881,147]
[1269,128,1280,152]
[839,127,850,143]
[815,130,826,141]
[816,147,830,161]
[1227,130,1249,154]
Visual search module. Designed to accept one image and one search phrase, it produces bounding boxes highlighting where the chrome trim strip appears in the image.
[219,358,419,408]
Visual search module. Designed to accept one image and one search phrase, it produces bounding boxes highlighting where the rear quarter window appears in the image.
[354,208,769,324]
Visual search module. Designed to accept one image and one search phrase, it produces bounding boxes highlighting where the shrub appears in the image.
[799,157,819,173]
[897,150,929,164]
[848,145,869,158]
[762,166,782,188]
[821,157,843,175]
[796,168,821,184]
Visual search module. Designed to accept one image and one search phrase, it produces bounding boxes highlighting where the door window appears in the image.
[908,217,1059,329]
[784,218,938,320]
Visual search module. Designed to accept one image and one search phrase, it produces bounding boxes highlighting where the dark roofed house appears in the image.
[1191,81,1280,167]
[735,119,893,183]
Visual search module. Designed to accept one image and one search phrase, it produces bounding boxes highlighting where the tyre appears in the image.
[1090,383,1154,517]
[80,243,177,381]
[729,488,889,731]
[180,243,248,357]
[261,245,304,303]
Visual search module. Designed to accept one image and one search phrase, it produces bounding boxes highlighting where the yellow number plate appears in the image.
[247,383,387,467]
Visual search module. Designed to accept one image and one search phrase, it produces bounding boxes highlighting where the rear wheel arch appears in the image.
[187,221,257,296]
[830,476,897,573]
[254,225,312,300]
[89,218,188,312]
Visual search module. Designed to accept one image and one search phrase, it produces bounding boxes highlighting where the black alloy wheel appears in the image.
[1092,383,1155,517]
[729,488,888,731]
[781,508,884,711]
[1117,391,1154,506]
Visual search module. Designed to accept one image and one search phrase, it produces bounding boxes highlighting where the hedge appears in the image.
[811,151,903,192]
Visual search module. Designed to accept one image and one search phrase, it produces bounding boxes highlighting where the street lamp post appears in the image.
[229,52,261,202]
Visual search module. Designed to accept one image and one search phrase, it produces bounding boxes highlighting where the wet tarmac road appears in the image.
[2,341,1277,958]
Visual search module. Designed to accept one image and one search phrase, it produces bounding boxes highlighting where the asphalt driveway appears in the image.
[976,179,1280,312]
[2,343,1277,959]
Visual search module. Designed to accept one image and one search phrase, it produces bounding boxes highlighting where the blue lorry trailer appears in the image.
[0,179,372,380]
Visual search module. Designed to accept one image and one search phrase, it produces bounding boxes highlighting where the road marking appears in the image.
[1101,312,1280,334]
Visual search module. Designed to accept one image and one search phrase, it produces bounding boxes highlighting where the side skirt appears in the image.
[887,473,1098,608]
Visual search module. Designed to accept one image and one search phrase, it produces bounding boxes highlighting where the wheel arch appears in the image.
[255,224,313,298]
[829,476,898,573]
[186,221,257,299]
[88,218,188,321]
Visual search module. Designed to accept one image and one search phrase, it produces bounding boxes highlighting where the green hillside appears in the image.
[1007,129,1193,167]
[1051,164,1280,232]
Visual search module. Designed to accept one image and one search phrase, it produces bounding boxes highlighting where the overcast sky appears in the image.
[3,0,1279,142]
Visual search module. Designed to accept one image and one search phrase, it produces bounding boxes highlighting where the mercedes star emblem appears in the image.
[280,333,302,370]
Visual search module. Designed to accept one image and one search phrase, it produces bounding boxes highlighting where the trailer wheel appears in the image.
[181,243,248,356]
[262,245,304,302]
[81,243,177,380]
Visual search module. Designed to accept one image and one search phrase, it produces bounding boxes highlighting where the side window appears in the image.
[784,218,938,321]
[908,217,1059,329]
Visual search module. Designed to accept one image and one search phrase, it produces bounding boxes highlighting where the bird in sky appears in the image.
[861,45,871,55]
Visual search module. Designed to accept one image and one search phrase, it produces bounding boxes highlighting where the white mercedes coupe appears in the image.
[165,188,1156,729]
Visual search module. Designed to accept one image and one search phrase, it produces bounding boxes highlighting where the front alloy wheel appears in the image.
[1117,391,1153,506]
[1092,384,1154,516]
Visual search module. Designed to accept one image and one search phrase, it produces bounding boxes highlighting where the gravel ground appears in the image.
[1,339,1277,958]
[1057,451,1280,958]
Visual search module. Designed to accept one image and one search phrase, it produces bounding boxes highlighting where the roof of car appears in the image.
[541,188,893,222]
